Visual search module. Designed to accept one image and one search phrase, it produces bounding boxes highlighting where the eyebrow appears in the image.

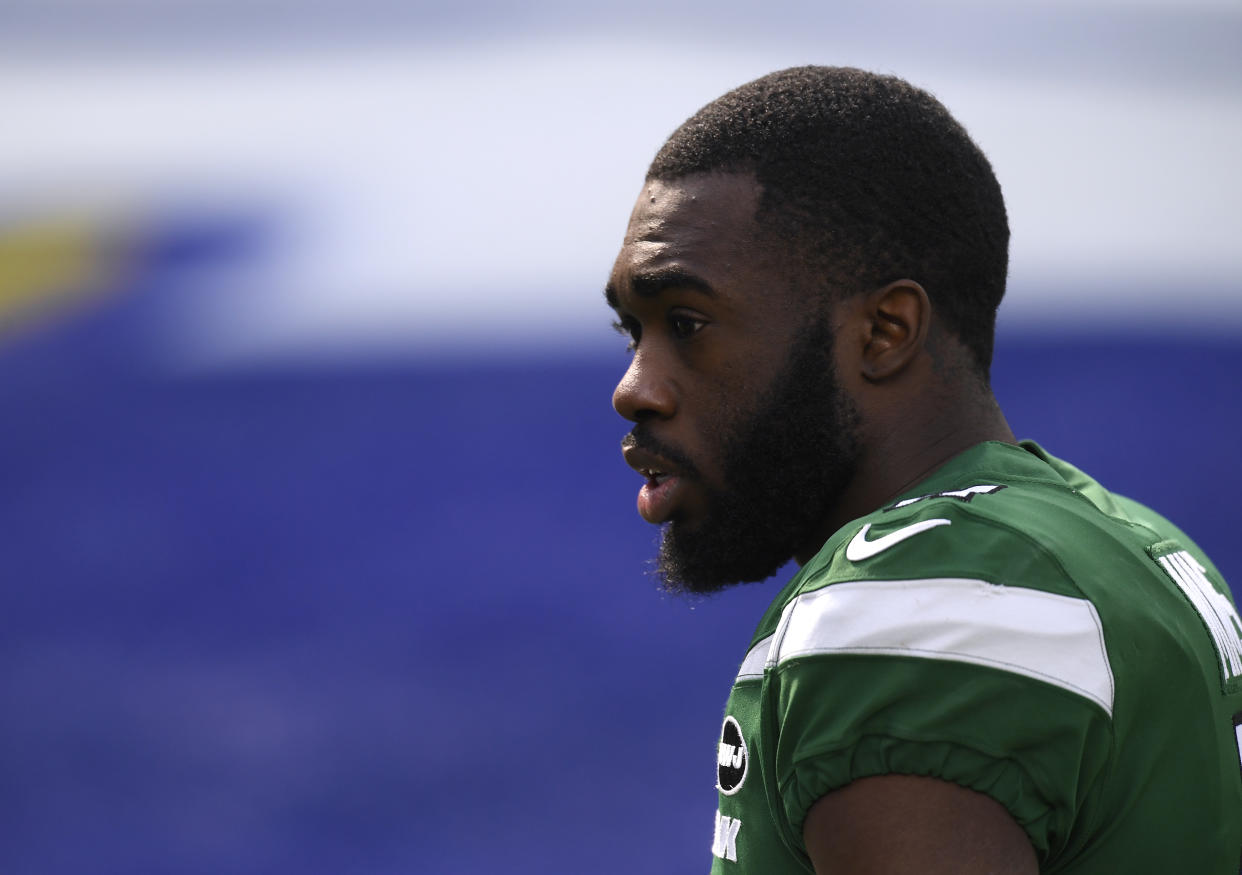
[604,267,716,310]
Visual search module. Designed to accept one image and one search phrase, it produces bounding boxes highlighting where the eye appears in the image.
[669,311,706,340]
[612,316,641,351]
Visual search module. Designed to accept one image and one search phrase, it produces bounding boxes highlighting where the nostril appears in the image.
[612,359,675,421]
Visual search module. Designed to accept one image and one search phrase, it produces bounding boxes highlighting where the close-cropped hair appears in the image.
[648,66,1009,376]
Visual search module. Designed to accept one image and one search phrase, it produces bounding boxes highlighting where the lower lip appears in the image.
[637,475,684,524]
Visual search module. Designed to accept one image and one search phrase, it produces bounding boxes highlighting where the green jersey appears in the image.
[711,441,1242,873]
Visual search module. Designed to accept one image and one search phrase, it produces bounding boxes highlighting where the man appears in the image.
[605,67,1242,873]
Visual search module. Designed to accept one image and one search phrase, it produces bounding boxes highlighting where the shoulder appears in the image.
[771,475,1142,710]
[758,481,1120,860]
[799,475,1104,598]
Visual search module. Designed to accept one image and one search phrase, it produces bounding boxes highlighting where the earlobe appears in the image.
[860,280,930,382]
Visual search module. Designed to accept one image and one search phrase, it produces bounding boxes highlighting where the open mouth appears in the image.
[623,442,689,524]
[641,467,672,485]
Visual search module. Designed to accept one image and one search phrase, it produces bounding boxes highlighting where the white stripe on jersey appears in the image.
[735,635,773,683]
[766,578,1115,715]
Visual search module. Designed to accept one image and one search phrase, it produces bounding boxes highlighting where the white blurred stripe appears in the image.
[0,32,1238,365]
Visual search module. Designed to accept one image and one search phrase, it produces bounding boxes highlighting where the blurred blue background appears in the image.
[1,2,1240,873]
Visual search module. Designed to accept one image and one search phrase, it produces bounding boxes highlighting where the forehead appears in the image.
[607,172,772,308]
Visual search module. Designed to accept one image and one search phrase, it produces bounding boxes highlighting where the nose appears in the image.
[612,353,676,422]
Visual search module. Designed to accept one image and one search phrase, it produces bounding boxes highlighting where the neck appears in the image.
[794,386,1015,565]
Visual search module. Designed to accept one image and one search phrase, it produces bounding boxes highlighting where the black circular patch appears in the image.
[716,715,748,795]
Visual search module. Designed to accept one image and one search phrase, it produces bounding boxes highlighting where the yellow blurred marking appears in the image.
[0,216,114,330]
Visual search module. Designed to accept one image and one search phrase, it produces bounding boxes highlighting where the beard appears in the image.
[643,318,861,595]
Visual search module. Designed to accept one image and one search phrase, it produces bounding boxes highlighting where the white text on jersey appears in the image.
[1158,550,1242,682]
[712,810,741,862]
[891,484,1005,509]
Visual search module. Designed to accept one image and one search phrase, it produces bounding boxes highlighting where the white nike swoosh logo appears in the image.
[845,518,952,562]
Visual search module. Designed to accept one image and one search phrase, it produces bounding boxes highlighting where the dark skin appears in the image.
[608,172,1035,874]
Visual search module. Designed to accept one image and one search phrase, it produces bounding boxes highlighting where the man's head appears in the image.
[649,65,1008,376]
[607,67,1009,594]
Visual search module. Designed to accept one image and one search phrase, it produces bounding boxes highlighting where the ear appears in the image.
[858,280,931,382]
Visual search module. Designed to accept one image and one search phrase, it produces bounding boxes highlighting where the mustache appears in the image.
[621,426,702,480]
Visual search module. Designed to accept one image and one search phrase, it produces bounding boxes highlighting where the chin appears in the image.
[657,520,795,595]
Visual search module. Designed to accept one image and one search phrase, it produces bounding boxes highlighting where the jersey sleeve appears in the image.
[759,508,1117,864]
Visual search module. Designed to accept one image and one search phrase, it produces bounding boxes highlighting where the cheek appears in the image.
[683,340,785,475]
[710,353,776,420]
[716,336,786,397]
[688,389,752,480]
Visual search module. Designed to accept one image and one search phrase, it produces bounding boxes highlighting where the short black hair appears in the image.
[648,66,1009,376]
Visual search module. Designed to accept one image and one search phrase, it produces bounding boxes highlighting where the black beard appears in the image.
[655,319,861,594]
